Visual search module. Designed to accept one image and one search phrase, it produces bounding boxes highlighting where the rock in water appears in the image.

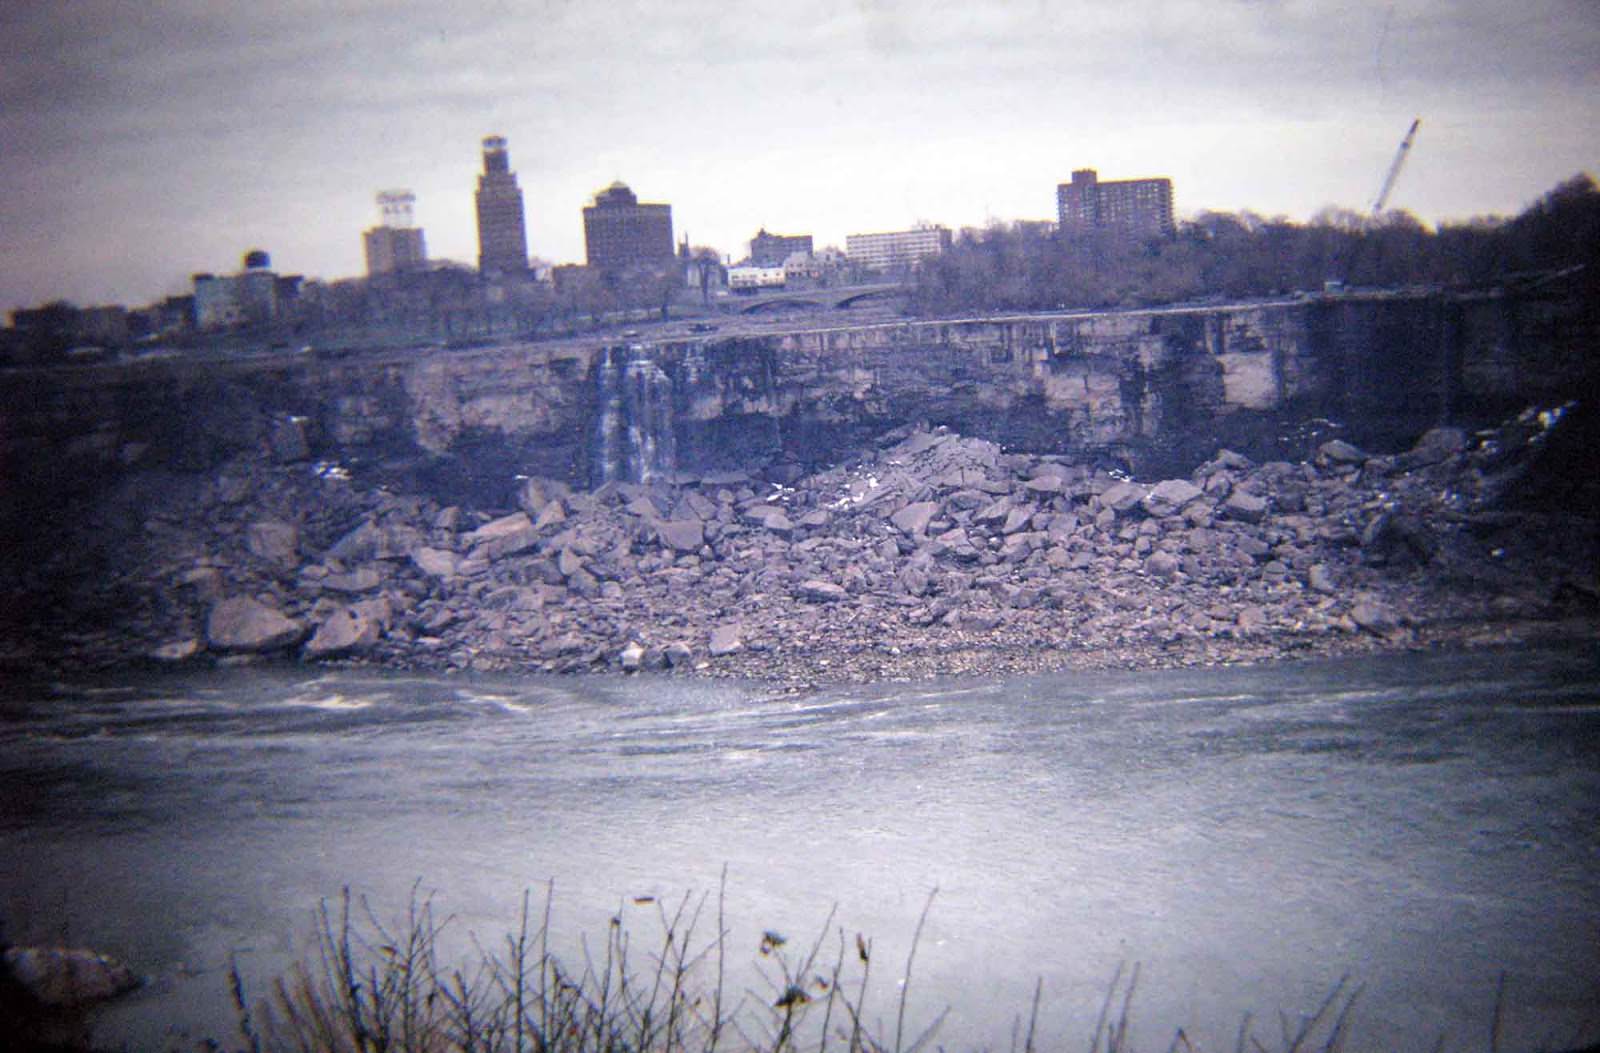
[3,946,141,1008]
[150,638,201,662]
[205,596,303,652]
[304,605,384,657]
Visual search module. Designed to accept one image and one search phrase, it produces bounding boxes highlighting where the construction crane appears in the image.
[1372,117,1421,215]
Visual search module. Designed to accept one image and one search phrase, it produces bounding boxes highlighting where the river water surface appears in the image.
[3,646,1599,1051]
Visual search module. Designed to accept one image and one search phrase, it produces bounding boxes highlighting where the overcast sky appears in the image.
[2,0,1596,310]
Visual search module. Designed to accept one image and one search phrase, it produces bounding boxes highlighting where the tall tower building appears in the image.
[363,190,428,277]
[475,136,530,274]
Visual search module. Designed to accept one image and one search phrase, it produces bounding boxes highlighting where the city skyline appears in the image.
[2,0,1596,310]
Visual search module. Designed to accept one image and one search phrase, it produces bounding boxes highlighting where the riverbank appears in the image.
[2,407,1595,688]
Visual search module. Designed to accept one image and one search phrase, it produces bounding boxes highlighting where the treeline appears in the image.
[910,173,1600,315]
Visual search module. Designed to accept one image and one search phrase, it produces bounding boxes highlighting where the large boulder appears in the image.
[246,519,299,566]
[656,519,705,552]
[1361,511,1438,565]
[322,567,383,594]
[1316,439,1369,468]
[206,597,303,652]
[465,512,539,560]
[1001,506,1034,535]
[618,640,647,671]
[517,476,571,517]
[1143,479,1205,518]
[557,547,587,579]
[1222,490,1269,523]
[744,506,794,533]
[708,624,743,656]
[1350,598,1401,636]
[890,501,940,537]
[3,946,141,1008]
[304,600,389,658]
[533,500,567,530]
[1398,426,1468,470]
[1101,480,1150,515]
[974,498,1013,525]
[1144,551,1181,579]
[797,579,849,603]
[410,547,461,579]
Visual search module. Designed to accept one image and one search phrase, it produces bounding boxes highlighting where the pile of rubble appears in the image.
[6,407,1595,686]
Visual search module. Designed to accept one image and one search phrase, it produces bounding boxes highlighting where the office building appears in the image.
[475,136,530,274]
[1057,169,1174,239]
[844,225,953,273]
[363,190,428,277]
[193,249,299,330]
[583,182,674,273]
[749,229,813,267]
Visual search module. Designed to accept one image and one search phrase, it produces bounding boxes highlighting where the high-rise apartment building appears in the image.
[363,190,428,277]
[844,225,953,273]
[582,182,674,272]
[1057,169,1174,239]
[749,229,813,267]
[475,136,530,274]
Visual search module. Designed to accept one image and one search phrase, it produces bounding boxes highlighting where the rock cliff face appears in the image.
[1,288,1594,681]
[2,291,1591,526]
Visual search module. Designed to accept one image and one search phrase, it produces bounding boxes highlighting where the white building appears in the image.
[727,265,787,292]
[844,225,953,273]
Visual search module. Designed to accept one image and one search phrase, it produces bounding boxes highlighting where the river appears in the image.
[3,645,1598,1051]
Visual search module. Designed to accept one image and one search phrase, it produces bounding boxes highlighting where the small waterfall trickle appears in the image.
[593,345,627,484]
[592,344,678,485]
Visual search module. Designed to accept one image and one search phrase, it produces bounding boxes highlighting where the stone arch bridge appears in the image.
[728,282,906,315]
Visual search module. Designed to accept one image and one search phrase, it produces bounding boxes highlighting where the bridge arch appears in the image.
[737,298,822,315]
[834,287,903,309]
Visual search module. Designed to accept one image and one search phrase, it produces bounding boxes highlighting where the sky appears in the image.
[1,0,1596,311]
